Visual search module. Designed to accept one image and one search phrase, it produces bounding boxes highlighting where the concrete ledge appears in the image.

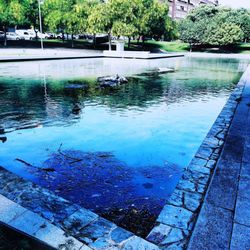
[103,50,184,59]
[103,50,150,59]
[0,51,184,62]
[0,55,104,63]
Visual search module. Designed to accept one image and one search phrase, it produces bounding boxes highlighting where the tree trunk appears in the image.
[93,34,96,48]
[128,37,131,48]
[4,26,7,47]
[189,43,192,52]
[62,31,65,43]
[71,33,74,48]
[137,36,140,44]
[142,36,145,49]
[108,32,112,51]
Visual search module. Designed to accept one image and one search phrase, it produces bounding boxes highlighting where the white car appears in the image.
[37,32,50,39]
[16,30,36,40]
[6,32,24,40]
[27,30,50,39]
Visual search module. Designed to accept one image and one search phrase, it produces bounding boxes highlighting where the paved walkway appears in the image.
[0,48,103,62]
[0,48,183,62]
[188,66,250,250]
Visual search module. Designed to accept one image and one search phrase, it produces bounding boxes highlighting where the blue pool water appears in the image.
[0,56,248,235]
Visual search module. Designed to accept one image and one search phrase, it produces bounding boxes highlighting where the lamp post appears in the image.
[38,0,44,50]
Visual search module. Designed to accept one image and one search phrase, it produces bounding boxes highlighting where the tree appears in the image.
[74,0,100,34]
[139,0,169,41]
[179,19,201,51]
[0,0,25,46]
[217,8,250,42]
[179,5,246,48]
[22,0,39,29]
[87,2,111,48]
[87,0,170,50]
[43,0,75,41]
[204,23,244,46]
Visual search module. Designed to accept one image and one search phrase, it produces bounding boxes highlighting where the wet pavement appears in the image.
[188,65,250,250]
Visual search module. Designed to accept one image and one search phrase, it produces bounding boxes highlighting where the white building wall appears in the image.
[165,0,218,20]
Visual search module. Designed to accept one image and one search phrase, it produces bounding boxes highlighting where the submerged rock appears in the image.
[72,103,82,114]
[65,84,88,90]
[98,75,128,88]
[157,67,175,73]
[139,67,175,76]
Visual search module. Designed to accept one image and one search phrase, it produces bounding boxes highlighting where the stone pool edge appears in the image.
[146,65,249,249]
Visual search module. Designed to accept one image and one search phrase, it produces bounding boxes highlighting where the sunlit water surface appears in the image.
[0,56,248,236]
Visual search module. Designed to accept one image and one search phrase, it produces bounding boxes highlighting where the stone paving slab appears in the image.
[188,202,233,250]
[206,167,240,211]
[187,64,250,250]
[234,194,250,227]
[0,194,88,250]
[0,194,26,224]
[157,205,193,231]
[241,162,250,179]
[230,223,250,250]
[219,134,245,163]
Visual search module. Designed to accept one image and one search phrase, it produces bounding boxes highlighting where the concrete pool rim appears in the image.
[0,64,249,249]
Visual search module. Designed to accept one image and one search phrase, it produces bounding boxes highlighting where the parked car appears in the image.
[33,31,51,39]
[0,31,4,41]
[77,34,87,40]
[16,30,35,40]
[46,33,55,39]
[56,33,76,40]
[6,32,24,40]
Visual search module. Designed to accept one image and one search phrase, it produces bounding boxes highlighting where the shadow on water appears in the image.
[26,149,182,237]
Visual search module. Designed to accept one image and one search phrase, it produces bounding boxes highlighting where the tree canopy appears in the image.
[1,0,249,49]
[0,0,26,45]
[179,5,250,47]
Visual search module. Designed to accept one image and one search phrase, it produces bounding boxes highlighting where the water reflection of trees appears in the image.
[0,63,244,130]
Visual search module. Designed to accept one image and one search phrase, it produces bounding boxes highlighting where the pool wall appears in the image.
[0,64,249,250]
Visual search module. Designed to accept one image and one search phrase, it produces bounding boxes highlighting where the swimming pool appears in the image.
[0,56,248,235]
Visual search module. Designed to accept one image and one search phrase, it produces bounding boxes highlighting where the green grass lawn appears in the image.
[143,40,190,52]
[236,43,250,54]
[1,39,250,54]
[143,41,250,54]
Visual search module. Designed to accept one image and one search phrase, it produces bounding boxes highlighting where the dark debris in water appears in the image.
[27,150,182,237]
[0,137,7,143]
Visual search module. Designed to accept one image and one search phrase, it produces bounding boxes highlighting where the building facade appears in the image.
[165,0,219,20]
